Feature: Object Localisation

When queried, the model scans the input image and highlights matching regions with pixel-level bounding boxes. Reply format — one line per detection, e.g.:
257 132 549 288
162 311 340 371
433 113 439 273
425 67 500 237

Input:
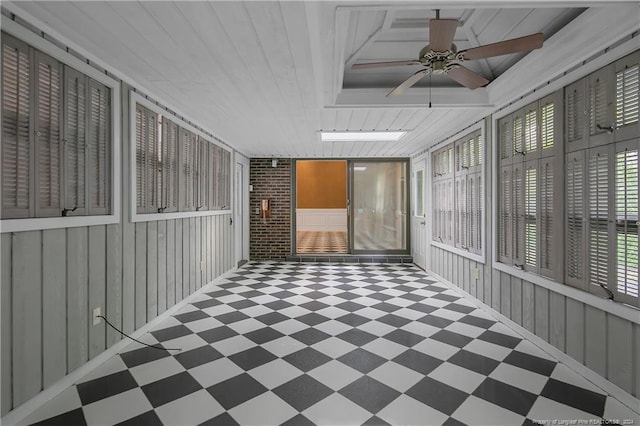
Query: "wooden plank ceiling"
3 1 634 157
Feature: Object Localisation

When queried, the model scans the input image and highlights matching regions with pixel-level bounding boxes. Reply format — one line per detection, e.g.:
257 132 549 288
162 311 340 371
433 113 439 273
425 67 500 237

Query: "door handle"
420 221 426 225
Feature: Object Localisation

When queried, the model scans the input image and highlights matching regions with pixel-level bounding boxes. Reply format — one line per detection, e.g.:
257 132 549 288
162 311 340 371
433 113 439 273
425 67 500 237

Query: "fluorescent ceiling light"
321 131 406 142
354 166 367 171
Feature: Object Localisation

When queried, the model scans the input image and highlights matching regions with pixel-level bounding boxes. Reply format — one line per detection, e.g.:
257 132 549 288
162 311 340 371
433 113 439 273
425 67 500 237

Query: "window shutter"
588 65 614 147
477 175 482 251
477 134 483 167
147 111 159 212
498 166 512 263
540 157 554 277
135 104 147 212
222 149 231 209
63 67 86 216
524 163 538 271
468 175 475 250
512 162 525 267
541 101 554 151
513 114 524 155
566 79 587 151
198 139 209 210
162 119 179 212
34 52 62 217
566 151 586 287
587 147 612 291
209 143 216 209
87 79 110 215
614 53 639 142
499 116 512 162
614 143 638 304
2 36 32 218
524 106 538 155
179 128 195 211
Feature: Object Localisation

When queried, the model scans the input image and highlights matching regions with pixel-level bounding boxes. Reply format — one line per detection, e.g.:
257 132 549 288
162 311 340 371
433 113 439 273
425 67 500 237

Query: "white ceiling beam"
335 87 492 108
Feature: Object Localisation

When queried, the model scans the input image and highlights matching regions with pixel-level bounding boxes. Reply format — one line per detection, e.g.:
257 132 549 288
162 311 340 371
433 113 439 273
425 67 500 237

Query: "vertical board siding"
534 286 550 342
67 227 88 373
510 277 523 325
182 219 190 299
106 223 122 347
11 231 42 406
157 220 167 315
549 292 566 352
566 298 585 363
42 229 66 388
607 315 633 394
500 273 511 318
167 220 176 308
135 222 147 329
88 226 107 359
585 306 607 377
146 221 158 320
121 218 135 335
1 234 12 415
522 281 535 333
175 219 183 303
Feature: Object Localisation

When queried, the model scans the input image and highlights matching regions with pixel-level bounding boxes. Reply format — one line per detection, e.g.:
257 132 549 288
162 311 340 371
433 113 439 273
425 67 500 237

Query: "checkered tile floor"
23 262 638 426
297 231 347 253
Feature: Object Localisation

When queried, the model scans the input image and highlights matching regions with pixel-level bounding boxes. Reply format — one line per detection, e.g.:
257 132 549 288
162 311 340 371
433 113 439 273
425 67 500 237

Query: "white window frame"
0 17 121 233
129 92 233 223
429 120 486 264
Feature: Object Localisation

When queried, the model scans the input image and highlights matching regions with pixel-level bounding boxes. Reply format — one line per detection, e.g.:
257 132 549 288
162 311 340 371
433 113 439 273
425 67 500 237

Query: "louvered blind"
615 147 638 298
477 135 483 166
567 85 585 144
590 77 609 136
513 116 524 155
499 167 512 262
468 175 476 250
2 36 32 218
477 175 482 251
147 111 159 212
64 68 86 215
513 164 524 265
616 64 639 128
566 153 585 283
525 109 537 153
135 105 147 210
588 150 610 288
499 117 511 160
446 180 453 242
162 119 179 212
87 80 110 215
540 158 554 274
541 102 554 150
525 165 537 269
180 128 196 211
35 53 61 217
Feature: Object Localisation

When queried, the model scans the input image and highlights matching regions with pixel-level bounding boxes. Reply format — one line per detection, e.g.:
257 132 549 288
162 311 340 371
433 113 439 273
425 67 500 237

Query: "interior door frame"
234 153 250 266
411 155 428 269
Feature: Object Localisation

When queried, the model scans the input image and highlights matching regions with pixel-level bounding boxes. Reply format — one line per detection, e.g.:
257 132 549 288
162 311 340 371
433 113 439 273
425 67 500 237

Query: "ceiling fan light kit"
352 10 545 96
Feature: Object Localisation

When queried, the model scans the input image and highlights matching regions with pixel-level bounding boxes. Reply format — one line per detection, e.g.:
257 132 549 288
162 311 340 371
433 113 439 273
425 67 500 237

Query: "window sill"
131 209 231 223
493 261 640 324
430 241 485 264
0 214 120 233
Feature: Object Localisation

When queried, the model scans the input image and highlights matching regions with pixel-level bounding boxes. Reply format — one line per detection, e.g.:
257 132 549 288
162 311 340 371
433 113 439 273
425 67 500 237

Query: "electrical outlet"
92 307 101 326
200 261 205 271
474 268 480 280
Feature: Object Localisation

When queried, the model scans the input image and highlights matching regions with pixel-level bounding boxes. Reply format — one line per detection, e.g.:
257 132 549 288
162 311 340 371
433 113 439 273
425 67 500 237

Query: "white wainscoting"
296 209 347 232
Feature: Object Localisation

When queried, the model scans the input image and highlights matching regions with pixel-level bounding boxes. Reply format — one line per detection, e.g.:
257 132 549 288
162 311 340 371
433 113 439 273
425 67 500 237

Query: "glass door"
350 160 409 253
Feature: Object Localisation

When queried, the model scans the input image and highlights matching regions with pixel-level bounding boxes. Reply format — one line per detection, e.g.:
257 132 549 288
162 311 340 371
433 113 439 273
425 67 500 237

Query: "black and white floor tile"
21 262 639 426
296 231 348 254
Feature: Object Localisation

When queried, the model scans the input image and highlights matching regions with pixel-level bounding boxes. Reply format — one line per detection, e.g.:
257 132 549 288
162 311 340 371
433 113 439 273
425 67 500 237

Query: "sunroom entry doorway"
294 159 409 255
295 160 348 254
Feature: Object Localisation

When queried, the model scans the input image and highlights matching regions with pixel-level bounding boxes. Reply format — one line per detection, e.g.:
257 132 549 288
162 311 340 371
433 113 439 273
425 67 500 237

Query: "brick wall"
249 158 291 260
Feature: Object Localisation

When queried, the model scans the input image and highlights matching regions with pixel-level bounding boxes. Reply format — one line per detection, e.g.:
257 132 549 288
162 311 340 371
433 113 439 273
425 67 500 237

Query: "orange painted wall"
296 161 347 208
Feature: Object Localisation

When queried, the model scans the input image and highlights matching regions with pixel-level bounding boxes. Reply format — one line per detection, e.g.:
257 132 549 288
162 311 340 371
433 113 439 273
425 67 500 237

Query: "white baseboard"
1 267 238 426
429 271 640 416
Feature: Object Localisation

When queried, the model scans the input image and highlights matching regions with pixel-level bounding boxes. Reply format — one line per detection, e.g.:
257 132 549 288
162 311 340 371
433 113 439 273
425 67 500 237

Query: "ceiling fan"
352 10 544 95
